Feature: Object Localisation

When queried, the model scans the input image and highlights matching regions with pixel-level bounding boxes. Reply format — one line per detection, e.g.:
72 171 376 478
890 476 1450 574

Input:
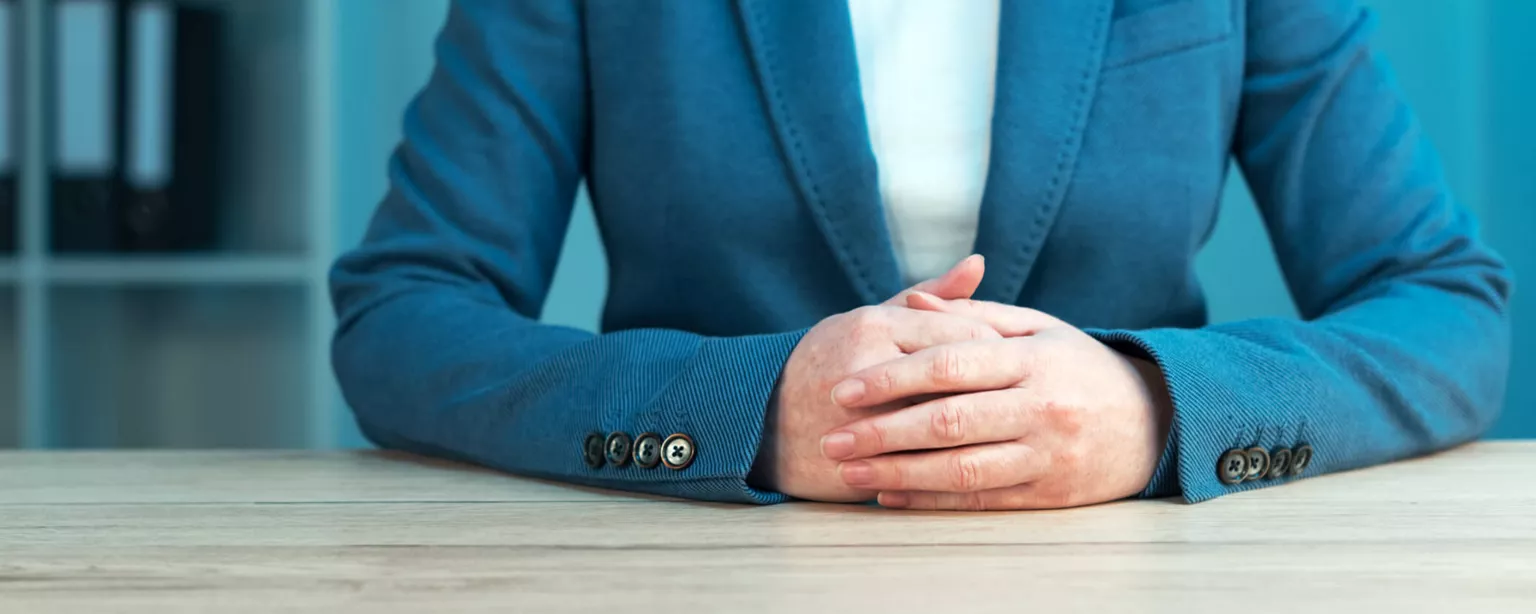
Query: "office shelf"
46 286 312 448
0 0 475 449
3 0 351 449
44 255 311 286
0 288 16 447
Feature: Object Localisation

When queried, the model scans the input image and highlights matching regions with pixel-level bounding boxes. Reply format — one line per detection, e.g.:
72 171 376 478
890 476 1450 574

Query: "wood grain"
1 443 1533 613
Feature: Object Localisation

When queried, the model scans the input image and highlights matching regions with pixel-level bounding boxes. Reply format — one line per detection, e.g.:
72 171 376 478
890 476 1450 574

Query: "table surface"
1 443 1533 613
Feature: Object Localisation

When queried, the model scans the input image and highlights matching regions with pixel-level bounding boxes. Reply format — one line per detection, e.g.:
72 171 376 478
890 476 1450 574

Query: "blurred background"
0 0 1529 450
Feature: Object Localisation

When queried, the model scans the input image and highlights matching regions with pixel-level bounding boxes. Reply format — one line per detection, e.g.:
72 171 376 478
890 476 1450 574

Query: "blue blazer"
330 0 1512 504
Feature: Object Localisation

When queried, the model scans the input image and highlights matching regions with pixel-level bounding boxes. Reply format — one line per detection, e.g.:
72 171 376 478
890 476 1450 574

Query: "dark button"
583 433 606 469
1290 444 1313 476
1266 447 1292 479
1218 449 1249 485
605 432 632 467
1243 446 1270 482
633 432 663 469
661 433 696 470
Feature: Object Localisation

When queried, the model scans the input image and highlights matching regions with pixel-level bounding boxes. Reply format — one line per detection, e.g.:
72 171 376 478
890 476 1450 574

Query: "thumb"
881 254 985 306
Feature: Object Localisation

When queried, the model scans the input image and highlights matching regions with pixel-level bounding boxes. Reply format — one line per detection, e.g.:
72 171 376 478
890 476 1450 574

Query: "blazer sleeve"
1087 1 1513 503
329 0 798 504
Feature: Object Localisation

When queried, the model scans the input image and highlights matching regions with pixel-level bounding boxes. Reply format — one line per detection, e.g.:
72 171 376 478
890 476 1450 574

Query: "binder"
1 0 16 253
119 0 221 251
51 0 119 252
50 0 223 253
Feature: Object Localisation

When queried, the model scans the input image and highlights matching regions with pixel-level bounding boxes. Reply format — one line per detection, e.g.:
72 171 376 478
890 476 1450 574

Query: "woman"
330 0 1511 510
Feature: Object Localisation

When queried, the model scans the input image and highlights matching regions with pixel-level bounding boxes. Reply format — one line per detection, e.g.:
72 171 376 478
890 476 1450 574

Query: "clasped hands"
754 256 1174 510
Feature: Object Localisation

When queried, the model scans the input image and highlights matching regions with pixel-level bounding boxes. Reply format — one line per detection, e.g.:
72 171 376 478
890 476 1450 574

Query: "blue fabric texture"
330 0 1512 505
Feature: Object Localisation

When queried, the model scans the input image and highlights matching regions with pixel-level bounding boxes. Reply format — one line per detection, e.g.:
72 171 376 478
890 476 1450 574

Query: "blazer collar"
735 0 901 305
972 0 1113 303
735 0 1114 305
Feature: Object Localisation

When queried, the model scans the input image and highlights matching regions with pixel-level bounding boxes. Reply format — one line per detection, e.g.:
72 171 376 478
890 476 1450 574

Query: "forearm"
332 279 804 504
1091 262 1511 502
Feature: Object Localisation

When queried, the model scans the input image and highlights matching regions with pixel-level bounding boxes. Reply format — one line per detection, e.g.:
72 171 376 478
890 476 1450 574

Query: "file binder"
120 0 221 251
50 0 223 253
51 0 119 252
1 0 17 253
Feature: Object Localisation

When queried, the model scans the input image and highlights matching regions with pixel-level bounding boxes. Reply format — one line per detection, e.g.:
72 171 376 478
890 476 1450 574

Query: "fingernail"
831 379 866 406
966 254 984 266
840 461 874 486
820 432 856 460
879 492 910 508
906 291 942 310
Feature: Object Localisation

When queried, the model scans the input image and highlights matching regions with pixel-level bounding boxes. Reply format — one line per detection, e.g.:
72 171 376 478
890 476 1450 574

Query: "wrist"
1128 355 1175 483
746 381 783 491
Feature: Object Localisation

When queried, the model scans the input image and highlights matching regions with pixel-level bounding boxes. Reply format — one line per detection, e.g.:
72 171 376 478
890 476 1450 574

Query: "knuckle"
843 307 875 333
1014 348 1039 379
1031 308 1064 327
966 323 999 342
843 323 865 345
1035 483 1076 509
952 455 983 491
929 348 967 386
844 308 891 347
887 460 909 490
869 367 898 396
995 492 1030 510
853 306 889 328
1041 400 1084 437
929 401 967 444
1052 446 1082 473
962 492 988 512
866 422 890 454
1059 485 1084 508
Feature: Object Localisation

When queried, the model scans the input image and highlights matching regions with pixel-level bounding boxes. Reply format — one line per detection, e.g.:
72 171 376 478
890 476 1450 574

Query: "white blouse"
848 0 1000 285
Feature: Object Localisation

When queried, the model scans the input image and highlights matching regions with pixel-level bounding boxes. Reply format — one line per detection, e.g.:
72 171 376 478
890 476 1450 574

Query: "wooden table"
2 443 1533 613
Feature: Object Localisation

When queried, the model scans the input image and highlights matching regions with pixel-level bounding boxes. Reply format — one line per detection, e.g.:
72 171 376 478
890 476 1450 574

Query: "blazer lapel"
971 0 1114 304
735 0 903 305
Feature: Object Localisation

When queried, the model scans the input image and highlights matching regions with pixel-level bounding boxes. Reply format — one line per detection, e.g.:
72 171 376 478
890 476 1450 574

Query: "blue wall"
1484 0 1536 437
330 1 1533 437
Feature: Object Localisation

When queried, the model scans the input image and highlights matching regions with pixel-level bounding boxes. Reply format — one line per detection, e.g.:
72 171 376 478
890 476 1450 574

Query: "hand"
753 256 1004 502
818 293 1173 510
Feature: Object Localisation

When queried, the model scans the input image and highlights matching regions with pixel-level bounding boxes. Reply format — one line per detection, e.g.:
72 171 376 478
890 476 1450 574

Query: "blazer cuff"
1087 327 1312 503
636 329 808 504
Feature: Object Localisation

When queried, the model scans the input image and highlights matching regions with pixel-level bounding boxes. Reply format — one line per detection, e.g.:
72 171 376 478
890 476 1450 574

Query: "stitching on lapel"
738 0 876 302
998 2 1114 302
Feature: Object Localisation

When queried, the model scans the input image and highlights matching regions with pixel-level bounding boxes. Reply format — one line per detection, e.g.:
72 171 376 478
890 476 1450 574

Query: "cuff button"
661 433 696 471
605 432 633 468
1218 449 1249 485
1290 444 1313 476
1243 446 1270 482
1267 447 1292 479
633 433 663 469
583 433 606 469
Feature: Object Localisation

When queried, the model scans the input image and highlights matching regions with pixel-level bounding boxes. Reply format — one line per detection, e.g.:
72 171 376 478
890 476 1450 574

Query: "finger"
879 308 1002 353
905 292 1063 337
836 441 1045 492
877 482 1080 511
831 340 1030 409
876 487 1031 511
881 254 985 306
822 388 1035 459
